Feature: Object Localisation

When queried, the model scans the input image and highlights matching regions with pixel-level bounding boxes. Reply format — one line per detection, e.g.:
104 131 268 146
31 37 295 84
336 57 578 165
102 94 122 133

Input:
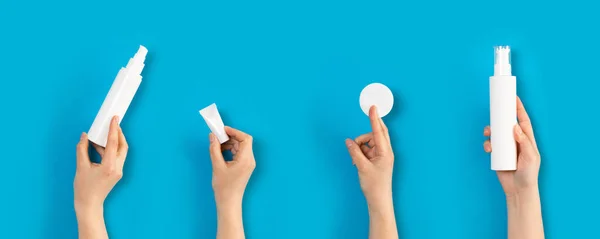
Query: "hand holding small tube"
209 126 255 239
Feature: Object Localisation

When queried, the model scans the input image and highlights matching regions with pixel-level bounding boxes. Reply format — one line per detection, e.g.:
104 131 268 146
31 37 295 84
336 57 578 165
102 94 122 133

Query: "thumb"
209 133 225 169
514 124 537 162
345 139 370 170
76 132 91 168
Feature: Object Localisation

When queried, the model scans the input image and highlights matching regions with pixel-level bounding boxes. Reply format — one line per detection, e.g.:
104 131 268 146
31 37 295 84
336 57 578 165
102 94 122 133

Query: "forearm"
367 195 399 239
216 201 245 239
506 187 544 239
76 206 108 239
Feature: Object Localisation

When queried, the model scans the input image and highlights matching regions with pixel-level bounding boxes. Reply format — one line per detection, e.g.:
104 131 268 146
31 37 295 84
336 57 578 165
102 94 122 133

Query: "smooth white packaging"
200 103 229 143
88 46 147 147
490 46 517 171
359 83 394 117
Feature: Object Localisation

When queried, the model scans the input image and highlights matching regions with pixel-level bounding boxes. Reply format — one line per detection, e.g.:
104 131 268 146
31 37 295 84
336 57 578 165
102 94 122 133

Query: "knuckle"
103 168 114 176
115 171 123 180
103 167 122 179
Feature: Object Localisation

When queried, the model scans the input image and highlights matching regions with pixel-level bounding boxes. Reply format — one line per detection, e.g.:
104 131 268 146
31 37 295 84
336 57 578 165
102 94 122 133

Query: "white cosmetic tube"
200 103 230 143
88 45 147 147
490 46 517 171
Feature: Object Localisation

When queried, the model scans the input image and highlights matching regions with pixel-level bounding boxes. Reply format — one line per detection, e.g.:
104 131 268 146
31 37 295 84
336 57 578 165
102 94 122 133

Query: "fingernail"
515 125 523 135
345 139 353 148
370 106 379 117
80 132 86 140
209 133 215 142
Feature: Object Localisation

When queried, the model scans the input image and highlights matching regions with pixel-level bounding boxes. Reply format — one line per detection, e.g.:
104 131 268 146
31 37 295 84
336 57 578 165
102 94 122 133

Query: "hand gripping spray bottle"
490 46 517 171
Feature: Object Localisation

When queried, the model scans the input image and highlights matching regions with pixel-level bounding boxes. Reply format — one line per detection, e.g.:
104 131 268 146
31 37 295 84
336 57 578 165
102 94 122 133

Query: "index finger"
103 116 120 169
517 97 536 145
368 106 389 152
209 133 226 169
224 126 253 144
117 127 129 160
355 133 373 146
76 133 91 169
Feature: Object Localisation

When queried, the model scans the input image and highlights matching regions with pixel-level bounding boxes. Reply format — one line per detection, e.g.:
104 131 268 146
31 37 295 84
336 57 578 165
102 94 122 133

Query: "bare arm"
76 207 108 239
367 195 398 239
506 188 544 239
216 203 245 239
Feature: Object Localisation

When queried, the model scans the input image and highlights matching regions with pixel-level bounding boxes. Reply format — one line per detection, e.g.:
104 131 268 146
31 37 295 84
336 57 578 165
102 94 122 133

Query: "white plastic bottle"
490 46 517 171
88 45 148 147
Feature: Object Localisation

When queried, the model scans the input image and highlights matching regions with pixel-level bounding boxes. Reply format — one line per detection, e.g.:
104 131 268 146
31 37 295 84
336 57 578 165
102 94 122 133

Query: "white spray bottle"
88 46 147 147
490 46 517 171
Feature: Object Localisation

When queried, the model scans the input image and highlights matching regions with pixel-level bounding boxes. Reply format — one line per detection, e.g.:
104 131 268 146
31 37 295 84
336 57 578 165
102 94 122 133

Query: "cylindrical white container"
490 46 517 171
88 46 147 147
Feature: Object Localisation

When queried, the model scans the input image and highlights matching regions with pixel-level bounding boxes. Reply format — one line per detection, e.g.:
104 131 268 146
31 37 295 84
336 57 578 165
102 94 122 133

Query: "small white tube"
200 103 229 143
88 45 147 147
490 46 517 170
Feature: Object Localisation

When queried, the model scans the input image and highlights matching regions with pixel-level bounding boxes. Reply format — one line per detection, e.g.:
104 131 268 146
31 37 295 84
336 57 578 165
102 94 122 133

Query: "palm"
497 170 517 195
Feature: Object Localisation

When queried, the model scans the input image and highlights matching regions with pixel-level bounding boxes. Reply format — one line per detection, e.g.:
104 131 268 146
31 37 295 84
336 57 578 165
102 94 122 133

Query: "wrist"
216 201 243 225
506 186 540 207
75 203 103 219
366 193 394 215
75 204 105 233
365 188 393 207
215 196 242 214
74 202 108 239
215 190 243 208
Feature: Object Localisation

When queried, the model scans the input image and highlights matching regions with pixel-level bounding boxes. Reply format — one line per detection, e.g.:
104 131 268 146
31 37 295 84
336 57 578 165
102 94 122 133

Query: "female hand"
345 106 394 204
346 106 398 239
209 126 256 208
74 116 128 213
483 97 541 197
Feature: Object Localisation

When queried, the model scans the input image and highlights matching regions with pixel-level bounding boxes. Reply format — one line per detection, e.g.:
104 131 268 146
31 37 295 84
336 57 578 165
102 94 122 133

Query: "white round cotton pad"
359 83 394 117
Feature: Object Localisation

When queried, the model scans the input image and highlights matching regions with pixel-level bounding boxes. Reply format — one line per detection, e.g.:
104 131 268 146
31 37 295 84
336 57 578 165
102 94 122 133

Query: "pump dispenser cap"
494 46 512 76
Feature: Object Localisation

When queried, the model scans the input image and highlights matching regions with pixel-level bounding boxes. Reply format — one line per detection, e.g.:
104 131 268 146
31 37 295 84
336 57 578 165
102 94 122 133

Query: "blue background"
0 0 598 238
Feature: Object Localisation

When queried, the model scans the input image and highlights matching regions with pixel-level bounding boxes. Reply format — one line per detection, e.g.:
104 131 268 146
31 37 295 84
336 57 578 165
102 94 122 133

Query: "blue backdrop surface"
0 0 599 238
